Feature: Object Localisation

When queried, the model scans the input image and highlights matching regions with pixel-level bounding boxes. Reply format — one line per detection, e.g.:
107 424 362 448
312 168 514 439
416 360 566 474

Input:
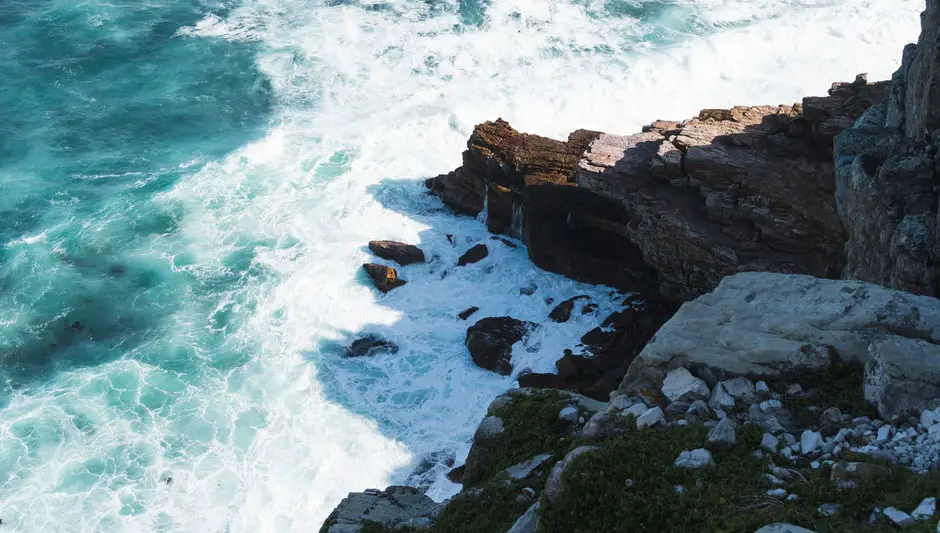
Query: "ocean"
0 0 921 531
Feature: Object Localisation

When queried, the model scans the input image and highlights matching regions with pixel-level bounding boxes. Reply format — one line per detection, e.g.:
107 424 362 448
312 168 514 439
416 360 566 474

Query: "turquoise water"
0 0 920 531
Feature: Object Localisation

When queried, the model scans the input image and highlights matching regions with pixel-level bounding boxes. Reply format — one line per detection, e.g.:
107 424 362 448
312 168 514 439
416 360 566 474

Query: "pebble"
811 461 820 469
709 383 735 411
764 474 786 485
876 425 891 443
624 479 634 489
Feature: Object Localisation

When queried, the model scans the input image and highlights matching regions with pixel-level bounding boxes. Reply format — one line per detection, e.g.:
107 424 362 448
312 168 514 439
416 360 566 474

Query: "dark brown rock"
362 263 407 293
548 295 590 323
458 244 488 266
368 240 426 266
446 465 465 483
465 317 535 375
458 307 480 320
428 81 888 300
346 336 399 357
518 372 566 390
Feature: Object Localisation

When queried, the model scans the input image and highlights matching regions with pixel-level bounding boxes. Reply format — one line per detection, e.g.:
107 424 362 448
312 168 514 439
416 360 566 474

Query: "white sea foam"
0 0 923 531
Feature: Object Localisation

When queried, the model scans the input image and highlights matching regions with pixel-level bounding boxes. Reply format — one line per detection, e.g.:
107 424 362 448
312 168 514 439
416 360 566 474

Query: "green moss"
535 422 940 533
475 390 576 483
432 478 544 533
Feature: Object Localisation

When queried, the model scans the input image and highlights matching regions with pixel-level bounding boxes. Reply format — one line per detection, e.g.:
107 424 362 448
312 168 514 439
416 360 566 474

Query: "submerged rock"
362 263 407 293
458 307 480 320
549 295 591 323
368 240 426 266
465 317 535 375
345 336 399 357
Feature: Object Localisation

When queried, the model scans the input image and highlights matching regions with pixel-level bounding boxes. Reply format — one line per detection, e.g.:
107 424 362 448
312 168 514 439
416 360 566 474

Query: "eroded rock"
362 263 407 293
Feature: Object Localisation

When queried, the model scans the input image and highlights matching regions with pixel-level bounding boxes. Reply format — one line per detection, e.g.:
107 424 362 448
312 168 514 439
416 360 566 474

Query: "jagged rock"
345 336 399 357
518 372 565 390
674 448 714 469
506 502 540 533
761 433 780 452
428 80 881 300
836 0 940 297
619 272 940 420
458 307 480 320
458 244 489 266
461 416 505 486
801 430 822 455
883 507 916 528
687 400 710 418
706 418 737 451
466 317 535 375
709 383 736 411
362 264 407 293
913 497 936 520
368 241 425 266
721 377 758 403
319 486 440 533
753 524 818 533
661 368 710 403
549 296 590 323
820 407 843 429
546 446 599 505
505 454 552 481
818 503 842 517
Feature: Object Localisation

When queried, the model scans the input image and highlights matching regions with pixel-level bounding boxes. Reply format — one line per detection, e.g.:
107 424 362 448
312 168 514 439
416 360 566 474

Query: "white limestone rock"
801 430 822 455
637 407 665 429
883 507 916 527
662 368 710 402
558 406 579 423
674 448 714 469
706 418 737 451
913 497 936 520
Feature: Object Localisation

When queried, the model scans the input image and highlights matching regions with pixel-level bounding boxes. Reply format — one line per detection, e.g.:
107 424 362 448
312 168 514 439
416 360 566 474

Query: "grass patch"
468 390 577 484
431 478 545 533
536 422 940 533
769 357 879 427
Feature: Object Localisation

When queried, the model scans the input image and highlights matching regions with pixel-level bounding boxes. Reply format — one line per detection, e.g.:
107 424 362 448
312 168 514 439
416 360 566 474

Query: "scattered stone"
687 400 710 418
674 485 685 495
368 240 425 266
506 454 552 481
818 503 842 517
665 400 692 417
761 433 780 452
637 407 665 429
820 407 843 428
549 296 590 323
624 478 634 489
458 307 480 320
913 498 936 520
457 244 488 266
706 418 737 451
749 404 788 435
559 406 579 424
609 395 636 411
830 461 890 489
545 447 598 505
876 425 891 443
922 409 940 429
362 263 407 293
765 474 786 486
345 336 399 357
674 448 714 469
722 377 758 403
786 494 800 502
883 507 916 528
625 403 649 418
465 317 535 375
767 488 788 498
801 430 822 455
709 383 736 411
756 381 770 395
662 368 710 402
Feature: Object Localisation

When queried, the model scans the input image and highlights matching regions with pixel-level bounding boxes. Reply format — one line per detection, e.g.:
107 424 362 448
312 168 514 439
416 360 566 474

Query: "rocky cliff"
428 81 889 300
834 0 940 297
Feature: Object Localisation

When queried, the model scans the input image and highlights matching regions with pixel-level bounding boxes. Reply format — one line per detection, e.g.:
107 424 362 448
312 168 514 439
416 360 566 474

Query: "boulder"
345 336 399 357
319 486 440 533
674 448 714 469
466 317 535 375
506 502 540 533
619 272 940 419
518 372 565 390
458 244 489 266
428 80 886 299
362 264 407 293
545 446 599 505
461 416 505 486
706 418 737 451
367 241 425 266
661 368 710 403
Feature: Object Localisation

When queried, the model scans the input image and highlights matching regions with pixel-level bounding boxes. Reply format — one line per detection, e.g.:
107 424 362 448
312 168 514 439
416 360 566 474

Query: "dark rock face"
345 336 399 357
458 244 489 266
428 82 889 300
458 306 480 320
548 295 590 323
518 372 565 389
835 0 940 297
368 240 426 266
465 317 535 375
362 263 407 293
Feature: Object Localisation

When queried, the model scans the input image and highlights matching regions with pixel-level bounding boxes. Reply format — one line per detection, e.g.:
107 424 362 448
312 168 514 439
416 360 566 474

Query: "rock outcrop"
362 263 406 293
319 486 440 533
428 82 889 300
834 0 940 297
618 272 940 420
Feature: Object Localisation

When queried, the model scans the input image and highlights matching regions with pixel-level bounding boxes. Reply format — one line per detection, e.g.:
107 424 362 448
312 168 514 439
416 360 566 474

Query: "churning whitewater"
0 0 921 531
